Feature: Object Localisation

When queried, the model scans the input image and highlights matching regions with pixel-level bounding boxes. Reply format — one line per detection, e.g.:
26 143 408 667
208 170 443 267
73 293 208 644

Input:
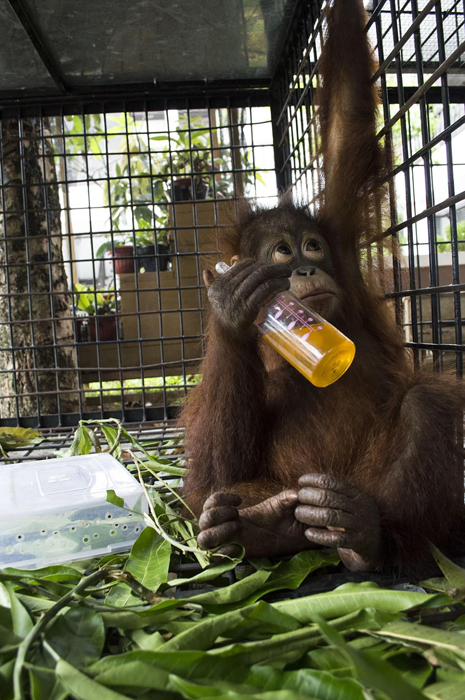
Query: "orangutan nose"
295 267 317 276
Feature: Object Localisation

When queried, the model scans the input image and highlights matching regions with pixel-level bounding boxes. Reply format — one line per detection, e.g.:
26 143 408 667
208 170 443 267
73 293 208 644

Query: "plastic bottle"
215 262 355 387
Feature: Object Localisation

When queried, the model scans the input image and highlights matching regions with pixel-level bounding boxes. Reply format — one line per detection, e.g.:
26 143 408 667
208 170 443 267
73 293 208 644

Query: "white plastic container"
0 453 147 570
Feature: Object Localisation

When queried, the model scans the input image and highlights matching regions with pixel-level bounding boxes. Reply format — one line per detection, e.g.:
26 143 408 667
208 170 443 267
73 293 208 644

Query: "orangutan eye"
306 239 321 252
304 237 325 261
273 243 293 263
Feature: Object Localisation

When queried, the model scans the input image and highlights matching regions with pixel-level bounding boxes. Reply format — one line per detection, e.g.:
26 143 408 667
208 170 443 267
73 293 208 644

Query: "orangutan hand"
197 490 316 559
294 474 383 572
202 259 291 337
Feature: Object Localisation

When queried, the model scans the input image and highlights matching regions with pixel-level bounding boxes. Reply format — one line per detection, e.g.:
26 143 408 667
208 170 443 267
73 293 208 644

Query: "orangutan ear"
202 269 215 288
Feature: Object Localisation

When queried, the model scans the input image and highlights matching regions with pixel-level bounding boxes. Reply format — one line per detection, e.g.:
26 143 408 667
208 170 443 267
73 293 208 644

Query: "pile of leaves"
1 421 465 700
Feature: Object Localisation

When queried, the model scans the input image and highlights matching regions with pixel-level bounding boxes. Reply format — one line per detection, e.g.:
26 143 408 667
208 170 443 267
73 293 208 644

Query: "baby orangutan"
179 0 465 575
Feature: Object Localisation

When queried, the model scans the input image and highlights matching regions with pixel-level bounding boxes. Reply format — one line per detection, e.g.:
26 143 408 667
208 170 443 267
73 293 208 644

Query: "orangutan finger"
304 527 350 548
298 473 360 498
203 269 215 288
199 506 239 530
297 486 354 513
197 521 241 550
222 258 257 292
294 504 357 530
246 277 291 312
237 262 292 300
203 493 243 511
217 258 256 293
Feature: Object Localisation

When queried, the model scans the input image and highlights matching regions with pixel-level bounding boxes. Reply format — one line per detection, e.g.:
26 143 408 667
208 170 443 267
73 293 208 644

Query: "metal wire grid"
0 97 277 427
272 0 465 374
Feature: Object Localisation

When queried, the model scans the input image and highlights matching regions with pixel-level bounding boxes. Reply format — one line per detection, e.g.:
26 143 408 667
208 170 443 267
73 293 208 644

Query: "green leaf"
126 527 171 589
193 551 339 613
93 662 170 694
90 648 250 685
304 646 354 675
29 666 67 700
67 426 93 456
213 609 400 666
0 565 80 583
0 658 14 700
429 544 465 598
161 604 260 652
144 458 186 477
167 558 237 587
0 623 22 648
425 677 465 699
274 582 447 623
313 614 428 700
106 527 171 606
386 652 432 690
130 629 165 651
45 607 105 667
100 425 121 459
106 489 125 509
2 583 33 637
371 620 465 659
192 569 271 609
0 427 42 451
87 428 102 453
247 665 365 700
226 600 302 639
56 659 133 700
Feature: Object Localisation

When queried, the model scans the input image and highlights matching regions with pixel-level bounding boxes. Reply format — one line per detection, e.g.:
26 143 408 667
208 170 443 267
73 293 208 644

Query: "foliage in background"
85 375 200 398
56 110 264 260
73 284 117 316
437 220 465 253
1 421 465 699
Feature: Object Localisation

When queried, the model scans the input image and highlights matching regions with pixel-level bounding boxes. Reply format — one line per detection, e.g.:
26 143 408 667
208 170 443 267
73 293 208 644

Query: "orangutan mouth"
300 290 336 303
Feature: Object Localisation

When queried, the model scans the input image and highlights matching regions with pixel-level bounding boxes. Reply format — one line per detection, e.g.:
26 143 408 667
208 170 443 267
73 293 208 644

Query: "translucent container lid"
0 453 148 570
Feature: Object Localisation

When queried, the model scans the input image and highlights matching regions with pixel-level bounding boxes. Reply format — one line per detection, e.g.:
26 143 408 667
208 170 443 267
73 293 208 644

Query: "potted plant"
73 284 119 342
152 119 212 202
96 234 135 275
133 202 170 272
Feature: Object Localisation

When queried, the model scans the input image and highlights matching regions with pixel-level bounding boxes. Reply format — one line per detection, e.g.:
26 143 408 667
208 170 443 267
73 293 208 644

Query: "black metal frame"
1 0 464 429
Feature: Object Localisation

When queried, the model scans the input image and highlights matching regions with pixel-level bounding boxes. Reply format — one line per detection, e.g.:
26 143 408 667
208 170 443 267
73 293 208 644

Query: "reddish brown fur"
180 0 465 575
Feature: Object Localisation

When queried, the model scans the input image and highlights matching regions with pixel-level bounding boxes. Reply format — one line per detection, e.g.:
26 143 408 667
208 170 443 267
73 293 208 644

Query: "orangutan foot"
197 490 318 559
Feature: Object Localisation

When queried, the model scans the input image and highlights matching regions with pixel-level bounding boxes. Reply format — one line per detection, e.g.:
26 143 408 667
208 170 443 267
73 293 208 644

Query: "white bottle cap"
215 262 230 275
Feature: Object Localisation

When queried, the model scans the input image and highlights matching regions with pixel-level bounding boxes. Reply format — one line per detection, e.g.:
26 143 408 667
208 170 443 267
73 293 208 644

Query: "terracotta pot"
113 245 135 274
88 315 118 342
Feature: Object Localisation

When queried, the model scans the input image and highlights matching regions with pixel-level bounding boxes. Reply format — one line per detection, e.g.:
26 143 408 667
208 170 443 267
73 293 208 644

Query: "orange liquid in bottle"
262 323 355 387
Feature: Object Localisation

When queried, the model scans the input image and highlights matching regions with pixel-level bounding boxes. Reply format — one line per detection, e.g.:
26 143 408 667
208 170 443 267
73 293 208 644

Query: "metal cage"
0 0 464 430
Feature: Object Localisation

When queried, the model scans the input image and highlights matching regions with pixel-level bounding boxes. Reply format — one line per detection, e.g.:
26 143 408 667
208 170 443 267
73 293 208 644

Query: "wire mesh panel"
272 0 465 374
0 98 276 427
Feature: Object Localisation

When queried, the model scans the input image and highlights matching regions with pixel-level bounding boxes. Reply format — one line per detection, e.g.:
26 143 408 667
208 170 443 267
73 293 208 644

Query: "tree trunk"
0 117 79 420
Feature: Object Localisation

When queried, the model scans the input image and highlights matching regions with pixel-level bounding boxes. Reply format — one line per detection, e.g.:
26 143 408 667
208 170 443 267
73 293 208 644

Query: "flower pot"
88 315 118 342
170 177 209 202
112 245 135 274
135 244 170 272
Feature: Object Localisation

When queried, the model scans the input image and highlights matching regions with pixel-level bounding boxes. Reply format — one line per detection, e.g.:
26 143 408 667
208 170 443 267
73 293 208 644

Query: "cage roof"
0 0 299 100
